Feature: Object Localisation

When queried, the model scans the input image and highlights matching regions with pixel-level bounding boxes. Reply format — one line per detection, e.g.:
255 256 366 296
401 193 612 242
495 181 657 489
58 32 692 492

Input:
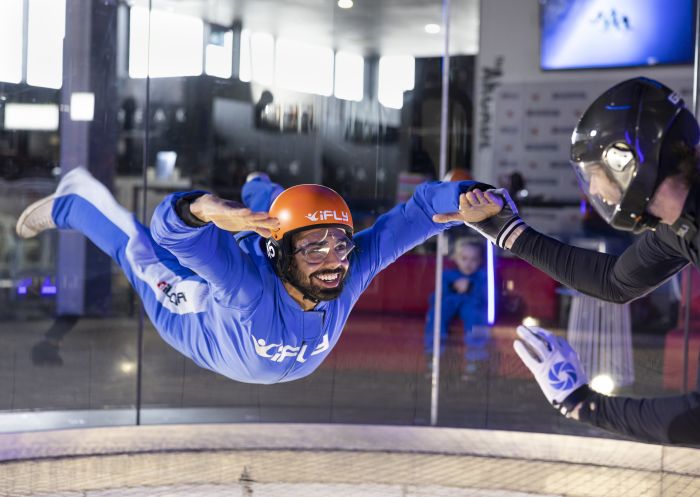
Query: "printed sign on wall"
488 79 692 202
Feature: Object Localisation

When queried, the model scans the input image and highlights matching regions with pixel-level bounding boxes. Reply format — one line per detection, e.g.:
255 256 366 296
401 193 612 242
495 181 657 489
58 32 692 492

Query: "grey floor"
0 309 671 440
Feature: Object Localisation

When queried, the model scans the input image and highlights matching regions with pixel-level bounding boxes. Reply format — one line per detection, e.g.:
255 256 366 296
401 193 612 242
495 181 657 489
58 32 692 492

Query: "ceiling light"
425 23 441 34
337 0 353 9
4 103 59 130
70 92 95 122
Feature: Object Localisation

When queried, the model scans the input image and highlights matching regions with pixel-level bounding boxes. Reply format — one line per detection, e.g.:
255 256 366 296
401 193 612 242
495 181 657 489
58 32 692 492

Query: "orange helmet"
265 184 353 277
268 184 353 240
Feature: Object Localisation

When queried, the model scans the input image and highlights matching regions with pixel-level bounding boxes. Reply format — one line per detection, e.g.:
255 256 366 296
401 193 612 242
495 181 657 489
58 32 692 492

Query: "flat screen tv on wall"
540 0 695 70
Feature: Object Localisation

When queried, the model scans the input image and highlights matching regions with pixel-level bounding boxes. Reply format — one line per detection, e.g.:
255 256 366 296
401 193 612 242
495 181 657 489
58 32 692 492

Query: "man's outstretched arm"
150 191 279 309
350 180 495 293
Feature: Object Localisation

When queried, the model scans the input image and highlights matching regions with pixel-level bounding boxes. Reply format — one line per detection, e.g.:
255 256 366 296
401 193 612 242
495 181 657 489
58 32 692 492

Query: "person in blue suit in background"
424 237 489 378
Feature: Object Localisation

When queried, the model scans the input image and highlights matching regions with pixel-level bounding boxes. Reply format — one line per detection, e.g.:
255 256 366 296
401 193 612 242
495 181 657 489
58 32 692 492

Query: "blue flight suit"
52 167 473 384
424 267 489 365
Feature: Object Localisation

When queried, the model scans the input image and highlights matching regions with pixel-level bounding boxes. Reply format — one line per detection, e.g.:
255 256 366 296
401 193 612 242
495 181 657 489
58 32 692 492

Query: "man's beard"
287 260 348 302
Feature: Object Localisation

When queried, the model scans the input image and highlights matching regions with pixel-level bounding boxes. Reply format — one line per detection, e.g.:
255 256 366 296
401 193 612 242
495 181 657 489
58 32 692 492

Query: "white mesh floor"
1 424 699 497
28 484 558 497
2 450 699 497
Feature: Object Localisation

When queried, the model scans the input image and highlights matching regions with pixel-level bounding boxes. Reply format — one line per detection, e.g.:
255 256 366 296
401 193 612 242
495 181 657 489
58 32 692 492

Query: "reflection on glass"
424 23 441 34
69 92 95 122
205 28 233 79
128 7 204 78
275 39 334 96
239 30 274 85
378 55 415 109
0 0 23 84
334 52 364 101
26 0 66 89
4 103 59 131
238 28 252 82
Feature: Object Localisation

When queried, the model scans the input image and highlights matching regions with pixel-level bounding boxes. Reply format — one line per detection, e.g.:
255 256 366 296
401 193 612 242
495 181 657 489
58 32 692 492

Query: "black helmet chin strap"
279 270 321 305
264 238 321 305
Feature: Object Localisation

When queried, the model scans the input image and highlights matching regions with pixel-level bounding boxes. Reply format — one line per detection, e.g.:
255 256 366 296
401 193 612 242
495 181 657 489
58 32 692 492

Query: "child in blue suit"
425 238 489 377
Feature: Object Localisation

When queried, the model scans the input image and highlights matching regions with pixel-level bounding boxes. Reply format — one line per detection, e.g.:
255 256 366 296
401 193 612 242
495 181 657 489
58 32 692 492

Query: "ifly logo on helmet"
305 210 349 222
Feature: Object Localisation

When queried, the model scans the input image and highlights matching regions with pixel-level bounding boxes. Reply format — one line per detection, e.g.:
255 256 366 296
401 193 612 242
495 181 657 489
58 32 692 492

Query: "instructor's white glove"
513 325 589 415
466 188 526 249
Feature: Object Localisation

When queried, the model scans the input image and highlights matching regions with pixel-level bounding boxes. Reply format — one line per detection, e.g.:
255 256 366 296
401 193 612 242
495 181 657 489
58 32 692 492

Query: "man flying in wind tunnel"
457 77 700 445
16 170 500 385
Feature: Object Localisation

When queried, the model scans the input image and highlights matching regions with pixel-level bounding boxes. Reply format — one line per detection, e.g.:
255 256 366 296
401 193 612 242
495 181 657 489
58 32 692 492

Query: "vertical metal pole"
135 0 153 426
683 0 700 393
430 0 451 426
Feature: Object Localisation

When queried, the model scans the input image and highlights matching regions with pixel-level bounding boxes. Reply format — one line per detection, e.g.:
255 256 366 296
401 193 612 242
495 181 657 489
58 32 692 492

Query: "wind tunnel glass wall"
2 0 696 448
137 0 465 425
445 5 697 445
0 0 146 428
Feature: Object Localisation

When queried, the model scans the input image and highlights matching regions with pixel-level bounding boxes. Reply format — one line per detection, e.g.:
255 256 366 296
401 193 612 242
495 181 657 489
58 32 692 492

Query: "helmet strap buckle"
632 212 661 234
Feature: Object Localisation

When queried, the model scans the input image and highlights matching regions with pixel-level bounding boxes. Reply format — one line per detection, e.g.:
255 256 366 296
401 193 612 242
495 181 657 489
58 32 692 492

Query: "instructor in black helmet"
456 77 700 446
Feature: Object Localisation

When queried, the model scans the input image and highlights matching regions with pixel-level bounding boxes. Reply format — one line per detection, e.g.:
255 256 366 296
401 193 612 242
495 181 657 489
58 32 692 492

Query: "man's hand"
433 189 504 224
190 194 280 237
434 187 526 249
513 325 590 414
452 278 471 294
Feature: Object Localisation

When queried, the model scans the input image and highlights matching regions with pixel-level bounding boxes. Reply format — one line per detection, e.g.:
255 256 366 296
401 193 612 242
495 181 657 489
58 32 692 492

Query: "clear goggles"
293 230 355 265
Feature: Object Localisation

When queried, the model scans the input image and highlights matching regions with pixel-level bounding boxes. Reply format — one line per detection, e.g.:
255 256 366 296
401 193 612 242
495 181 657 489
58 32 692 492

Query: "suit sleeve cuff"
175 192 209 228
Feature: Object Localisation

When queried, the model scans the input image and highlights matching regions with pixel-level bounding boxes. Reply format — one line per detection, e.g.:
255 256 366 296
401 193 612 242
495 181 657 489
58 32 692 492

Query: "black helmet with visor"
570 77 698 234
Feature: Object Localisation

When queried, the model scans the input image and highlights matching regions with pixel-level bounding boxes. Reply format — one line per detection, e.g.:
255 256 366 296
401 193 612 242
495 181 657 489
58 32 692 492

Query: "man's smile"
312 270 344 288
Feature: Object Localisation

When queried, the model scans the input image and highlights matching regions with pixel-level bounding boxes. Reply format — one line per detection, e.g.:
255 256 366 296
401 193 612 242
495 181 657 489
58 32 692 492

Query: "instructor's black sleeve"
509 227 689 303
577 391 700 446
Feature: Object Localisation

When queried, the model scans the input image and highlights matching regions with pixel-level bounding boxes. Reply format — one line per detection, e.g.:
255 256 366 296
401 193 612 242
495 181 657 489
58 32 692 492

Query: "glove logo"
548 361 577 390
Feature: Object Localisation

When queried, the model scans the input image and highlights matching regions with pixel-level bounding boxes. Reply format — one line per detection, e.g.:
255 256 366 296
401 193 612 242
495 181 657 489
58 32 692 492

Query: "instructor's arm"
574 389 700 446
515 325 700 446
465 189 688 303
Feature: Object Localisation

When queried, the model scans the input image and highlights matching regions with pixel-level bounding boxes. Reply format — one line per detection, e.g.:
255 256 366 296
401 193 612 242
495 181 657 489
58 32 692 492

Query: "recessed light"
424 23 441 34
338 0 353 9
